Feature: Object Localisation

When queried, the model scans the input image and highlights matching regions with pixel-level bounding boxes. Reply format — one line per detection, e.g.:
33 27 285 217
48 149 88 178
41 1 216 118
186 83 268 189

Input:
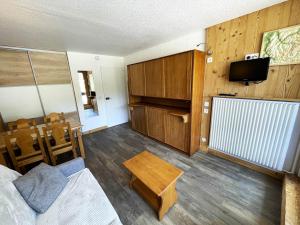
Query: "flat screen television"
229 58 270 83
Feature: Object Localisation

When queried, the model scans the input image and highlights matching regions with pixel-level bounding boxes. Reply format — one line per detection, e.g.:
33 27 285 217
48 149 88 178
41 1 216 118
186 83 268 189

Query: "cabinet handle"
169 112 189 123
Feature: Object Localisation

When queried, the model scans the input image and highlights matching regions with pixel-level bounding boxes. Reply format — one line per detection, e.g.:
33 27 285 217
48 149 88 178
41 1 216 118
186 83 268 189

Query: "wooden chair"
44 112 65 125
5 127 48 173
43 122 77 165
8 118 37 131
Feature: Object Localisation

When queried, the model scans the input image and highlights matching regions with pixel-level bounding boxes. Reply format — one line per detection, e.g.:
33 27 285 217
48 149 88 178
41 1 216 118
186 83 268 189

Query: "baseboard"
208 148 283 180
83 126 107 135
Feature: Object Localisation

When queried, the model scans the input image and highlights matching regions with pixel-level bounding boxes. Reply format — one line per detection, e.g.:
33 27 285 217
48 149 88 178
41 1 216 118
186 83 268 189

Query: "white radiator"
209 97 300 171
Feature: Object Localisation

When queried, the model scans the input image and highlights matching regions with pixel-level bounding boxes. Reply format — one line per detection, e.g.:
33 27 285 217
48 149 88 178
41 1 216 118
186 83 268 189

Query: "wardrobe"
127 50 205 155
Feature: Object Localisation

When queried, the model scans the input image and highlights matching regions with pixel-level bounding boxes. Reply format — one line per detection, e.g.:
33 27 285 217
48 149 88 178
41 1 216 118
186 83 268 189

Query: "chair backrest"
7 119 37 131
0 112 4 132
5 127 44 164
44 112 65 125
43 122 74 148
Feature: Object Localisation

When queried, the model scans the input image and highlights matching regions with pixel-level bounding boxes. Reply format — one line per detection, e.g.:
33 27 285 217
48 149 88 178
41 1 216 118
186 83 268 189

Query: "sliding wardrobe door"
0 50 44 123
29 52 79 122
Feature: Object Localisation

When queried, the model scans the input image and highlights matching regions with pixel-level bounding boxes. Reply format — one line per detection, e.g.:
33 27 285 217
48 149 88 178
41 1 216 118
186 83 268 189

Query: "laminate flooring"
83 123 282 225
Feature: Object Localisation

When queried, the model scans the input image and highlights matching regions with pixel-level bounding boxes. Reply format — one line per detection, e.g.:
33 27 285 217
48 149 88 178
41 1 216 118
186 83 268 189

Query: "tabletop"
123 150 183 196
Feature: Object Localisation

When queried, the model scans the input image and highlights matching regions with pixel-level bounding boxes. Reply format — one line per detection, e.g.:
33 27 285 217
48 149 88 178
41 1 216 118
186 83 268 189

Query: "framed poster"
260 24 300 66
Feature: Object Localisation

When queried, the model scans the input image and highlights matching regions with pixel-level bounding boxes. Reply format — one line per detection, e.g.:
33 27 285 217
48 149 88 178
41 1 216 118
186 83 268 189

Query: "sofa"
0 158 122 225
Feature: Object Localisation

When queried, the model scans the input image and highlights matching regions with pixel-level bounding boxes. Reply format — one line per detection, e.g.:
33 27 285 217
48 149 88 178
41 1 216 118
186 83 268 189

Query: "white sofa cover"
0 165 122 225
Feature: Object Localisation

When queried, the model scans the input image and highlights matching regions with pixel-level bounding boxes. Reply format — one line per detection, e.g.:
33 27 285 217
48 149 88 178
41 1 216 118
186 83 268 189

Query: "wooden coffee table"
123 150 183 220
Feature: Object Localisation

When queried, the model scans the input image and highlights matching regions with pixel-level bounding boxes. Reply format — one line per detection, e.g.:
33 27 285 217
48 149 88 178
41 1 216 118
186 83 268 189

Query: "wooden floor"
83 123 282 225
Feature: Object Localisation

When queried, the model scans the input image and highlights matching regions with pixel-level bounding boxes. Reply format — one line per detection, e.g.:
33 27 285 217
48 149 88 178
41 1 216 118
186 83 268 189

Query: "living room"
0 0 300 225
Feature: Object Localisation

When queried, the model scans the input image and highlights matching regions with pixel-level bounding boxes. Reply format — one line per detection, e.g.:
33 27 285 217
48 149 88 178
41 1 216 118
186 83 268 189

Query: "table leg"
158 182 177 220
76 129 86 158
0 151 7 167
129 174 136 188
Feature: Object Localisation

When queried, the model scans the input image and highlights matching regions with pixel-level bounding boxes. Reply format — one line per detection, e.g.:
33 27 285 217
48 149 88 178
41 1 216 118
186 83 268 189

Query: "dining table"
0 118 85 167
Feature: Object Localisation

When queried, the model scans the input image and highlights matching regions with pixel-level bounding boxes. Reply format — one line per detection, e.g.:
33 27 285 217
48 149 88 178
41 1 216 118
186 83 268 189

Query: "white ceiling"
0 0 284 56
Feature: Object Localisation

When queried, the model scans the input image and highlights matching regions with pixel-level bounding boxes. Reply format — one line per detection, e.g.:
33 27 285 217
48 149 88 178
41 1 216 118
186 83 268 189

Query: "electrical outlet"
207 57 213 63
204 101 209 107
204 108 209 114
201 137 207 142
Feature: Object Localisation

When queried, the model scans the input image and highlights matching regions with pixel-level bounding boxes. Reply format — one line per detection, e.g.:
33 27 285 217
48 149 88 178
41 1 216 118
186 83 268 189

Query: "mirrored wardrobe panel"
29 52 79 122
0 50 44 124
0 49 79 129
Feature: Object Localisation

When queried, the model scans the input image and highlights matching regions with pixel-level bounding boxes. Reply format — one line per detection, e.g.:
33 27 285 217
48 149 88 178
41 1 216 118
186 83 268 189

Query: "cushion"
0 165 36 225
56 157 85 177
13 163 68 213
36 168 122 225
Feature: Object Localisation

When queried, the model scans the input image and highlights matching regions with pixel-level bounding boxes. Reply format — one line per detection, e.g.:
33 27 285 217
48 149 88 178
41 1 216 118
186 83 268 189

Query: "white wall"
67 52 128 132
124 31 205 65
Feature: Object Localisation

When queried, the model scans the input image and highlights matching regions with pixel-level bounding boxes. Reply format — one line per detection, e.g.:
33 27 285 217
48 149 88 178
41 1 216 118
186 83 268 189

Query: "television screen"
229 58 270 82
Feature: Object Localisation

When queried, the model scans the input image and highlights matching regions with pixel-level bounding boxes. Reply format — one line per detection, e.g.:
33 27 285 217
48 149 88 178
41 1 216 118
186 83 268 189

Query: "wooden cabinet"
145 59 164 97
128 50 205 155
164 52 192 100
165 112 190 153
131 105 147 135
128 63 145 96
146 107 165 142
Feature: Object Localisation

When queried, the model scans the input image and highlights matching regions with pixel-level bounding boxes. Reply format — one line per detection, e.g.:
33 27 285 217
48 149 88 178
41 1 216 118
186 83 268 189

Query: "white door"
67 52 107 132
101 66 128 127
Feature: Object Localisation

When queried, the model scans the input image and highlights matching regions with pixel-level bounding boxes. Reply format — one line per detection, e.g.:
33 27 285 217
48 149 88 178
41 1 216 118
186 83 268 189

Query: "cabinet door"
164 52 192 100
131 106 147 135
128 63 145 96
146 107 165 142
145 59 164 97
165 113 190 152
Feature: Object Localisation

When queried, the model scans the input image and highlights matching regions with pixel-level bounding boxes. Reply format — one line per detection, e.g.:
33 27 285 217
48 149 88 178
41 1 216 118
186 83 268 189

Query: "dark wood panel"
0 50 34 86
128 63 145 96
146 106 165 142
190 51 205 155
145 59 164 97
164 52 192 100
165 112 190 153
131 105 147 135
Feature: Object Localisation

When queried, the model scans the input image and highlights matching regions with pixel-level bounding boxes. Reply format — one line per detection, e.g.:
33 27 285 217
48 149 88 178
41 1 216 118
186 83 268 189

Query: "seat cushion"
13 163 68 213
0 165 36 225
36 168 122 225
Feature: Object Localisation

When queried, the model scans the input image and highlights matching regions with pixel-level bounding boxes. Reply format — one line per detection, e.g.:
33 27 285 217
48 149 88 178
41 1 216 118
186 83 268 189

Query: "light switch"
204 101 209 107
204 108 209 114
201 137 207 142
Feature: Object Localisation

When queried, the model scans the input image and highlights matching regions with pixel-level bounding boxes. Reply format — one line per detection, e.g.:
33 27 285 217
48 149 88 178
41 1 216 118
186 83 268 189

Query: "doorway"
77 71 99 118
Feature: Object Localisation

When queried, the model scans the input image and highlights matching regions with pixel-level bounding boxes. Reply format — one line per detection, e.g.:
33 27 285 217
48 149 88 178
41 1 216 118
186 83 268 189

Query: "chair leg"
72 147 78 158
49 153 56 166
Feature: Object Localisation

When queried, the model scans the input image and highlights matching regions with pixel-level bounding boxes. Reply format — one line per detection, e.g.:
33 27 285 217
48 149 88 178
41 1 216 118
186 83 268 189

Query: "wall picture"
260 24 300 66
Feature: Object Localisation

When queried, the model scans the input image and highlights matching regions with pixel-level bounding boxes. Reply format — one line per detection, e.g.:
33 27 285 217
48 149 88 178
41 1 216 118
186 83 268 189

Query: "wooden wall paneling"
189 51 205 155
164 52 193 100
146 106 165 142
29 52 71 85
201 0 300 151
145 58 164 97
128 63 145 96
0 50 34 86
